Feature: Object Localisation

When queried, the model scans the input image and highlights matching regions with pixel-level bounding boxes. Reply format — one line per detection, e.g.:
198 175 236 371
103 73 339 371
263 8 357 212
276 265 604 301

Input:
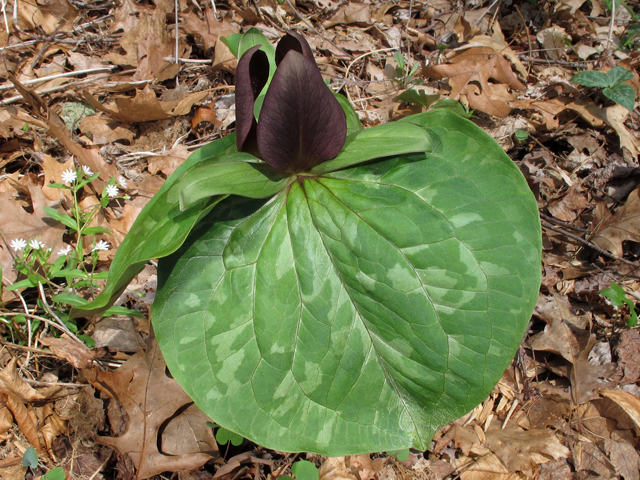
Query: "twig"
284 0 354 60
163 57 213 64
174 0 179 66
608 0 616 50
539 212 589 233
0 66 117 92
518 56 589 68
341 47 400 103
540 220 640 268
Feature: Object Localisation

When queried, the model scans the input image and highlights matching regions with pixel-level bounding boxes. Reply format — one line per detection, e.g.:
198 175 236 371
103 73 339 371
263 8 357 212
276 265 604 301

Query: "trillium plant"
73 30 541 455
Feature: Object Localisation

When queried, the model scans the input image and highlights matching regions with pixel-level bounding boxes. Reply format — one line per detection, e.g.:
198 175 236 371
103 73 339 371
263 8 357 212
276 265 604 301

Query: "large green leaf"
152 110 541 455
69 134 237 319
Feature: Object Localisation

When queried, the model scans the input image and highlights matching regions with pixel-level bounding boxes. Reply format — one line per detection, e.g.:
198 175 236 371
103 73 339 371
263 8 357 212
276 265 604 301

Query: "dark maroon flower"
235 31 347 173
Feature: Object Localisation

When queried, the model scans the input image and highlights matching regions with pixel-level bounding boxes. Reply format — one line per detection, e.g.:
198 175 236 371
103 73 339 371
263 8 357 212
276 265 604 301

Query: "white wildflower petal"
57 245 72 256
92 240 110 252
106 185 119 198
82 165 94 176
117 176 128 188
61 168 77 184
29 239 44 250
11 238 27 252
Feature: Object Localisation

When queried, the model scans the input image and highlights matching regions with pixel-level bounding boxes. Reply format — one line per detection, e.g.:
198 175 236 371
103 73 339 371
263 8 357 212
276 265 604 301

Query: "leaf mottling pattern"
153 110 541 456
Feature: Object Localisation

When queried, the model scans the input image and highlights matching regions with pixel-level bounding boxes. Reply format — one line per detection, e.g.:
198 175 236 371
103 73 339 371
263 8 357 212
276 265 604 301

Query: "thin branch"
540 220 640 268
0 66 117 92
539 212 589 233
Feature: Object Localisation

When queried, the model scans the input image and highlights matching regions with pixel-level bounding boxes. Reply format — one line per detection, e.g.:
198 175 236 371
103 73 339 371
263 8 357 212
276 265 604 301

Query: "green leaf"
52 293 89 306
69 134 237 319
78 334 96 347
607 66 634 85
571 70 610 88
335 93 363 135
102 305 145 318
514 130 529 142
42 206 77 231
170 153 293 210
221 33 243 57
215 427 244 446
395 89 440 110
82 226 112 236
310 122 432 174
52 269 88 279
6 278 37 290
603 83 636 113
153 110 541 455
291 461 319 480
43 467 65 480
429 98 472 117
22 446 38 468
388 449 411 461
600 282 638 327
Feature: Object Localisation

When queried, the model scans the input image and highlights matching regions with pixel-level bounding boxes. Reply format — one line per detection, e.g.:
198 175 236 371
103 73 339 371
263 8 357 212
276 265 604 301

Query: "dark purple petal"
275 31 314 66
236 45 270 156
257 50 347 173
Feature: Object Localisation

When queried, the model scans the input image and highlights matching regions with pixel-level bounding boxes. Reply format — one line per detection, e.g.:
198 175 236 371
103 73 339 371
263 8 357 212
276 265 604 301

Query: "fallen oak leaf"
0 391 44 453
39 335 96 369
590 187 640 258
424 47 525 117
83 331 215 480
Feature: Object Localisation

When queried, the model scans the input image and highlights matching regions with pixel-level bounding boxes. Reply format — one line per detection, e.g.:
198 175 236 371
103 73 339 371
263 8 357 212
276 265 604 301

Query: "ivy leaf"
603 83 636 113
607 66 634 86
153 110 541 455
571 70 610 88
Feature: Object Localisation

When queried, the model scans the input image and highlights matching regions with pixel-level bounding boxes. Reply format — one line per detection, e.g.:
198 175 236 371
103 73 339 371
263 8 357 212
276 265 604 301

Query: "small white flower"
82 165 94 176
117 176 128 188
61 168 77 184
106 184 119 198
92 240 110 252
29 239 44 250
11 238 26 252
57 245 72 256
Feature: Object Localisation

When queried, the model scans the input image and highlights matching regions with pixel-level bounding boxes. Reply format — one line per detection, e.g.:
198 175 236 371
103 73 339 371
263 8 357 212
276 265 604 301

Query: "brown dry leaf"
536 26 570 61
0 358 54 403
2 391 44 452
485 424 571 476
546 185 590 223
83 86 208 123
147 145 190 177
79 116 136 145
105 3 185 81
323 3 372 28
600 389 640 432
39 336 96 369
161 403 217 456
604 438 640 480
571 334 620 404
452 14 481 43
83 333 214 479
0 404 12 437
603 104 640 159
7 74 117 189
424 47 525 117
468 22 527 78
18 0 76 34
182 8 238 52
192 105 221 129
572 440 616 477
41 155 74 203
590 187 640 257
459 452 516 480
615 329 640 384
0 462 27 480
38 403 68 456
318 457 358 480
110 0 153 33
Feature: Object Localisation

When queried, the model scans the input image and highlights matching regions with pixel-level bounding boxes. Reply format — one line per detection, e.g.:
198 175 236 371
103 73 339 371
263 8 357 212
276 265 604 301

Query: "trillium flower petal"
275 31 314 65
256 50 347 172
236 45 270 157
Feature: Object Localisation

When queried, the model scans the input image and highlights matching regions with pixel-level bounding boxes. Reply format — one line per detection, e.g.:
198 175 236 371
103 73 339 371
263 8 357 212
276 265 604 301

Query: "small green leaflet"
215 427 244 446
600 282 638 327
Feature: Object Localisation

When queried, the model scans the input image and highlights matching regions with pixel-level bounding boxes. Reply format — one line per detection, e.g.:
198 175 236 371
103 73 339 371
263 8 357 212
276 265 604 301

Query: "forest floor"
1 0 640 479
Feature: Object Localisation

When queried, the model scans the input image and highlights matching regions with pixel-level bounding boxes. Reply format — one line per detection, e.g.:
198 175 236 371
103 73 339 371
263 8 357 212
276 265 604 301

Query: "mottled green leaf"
603 83 636 113
69 134 237 319
572 70 610 88
311 122 432 174
607 66 634 86
335 93 363 135
153 110 541 455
